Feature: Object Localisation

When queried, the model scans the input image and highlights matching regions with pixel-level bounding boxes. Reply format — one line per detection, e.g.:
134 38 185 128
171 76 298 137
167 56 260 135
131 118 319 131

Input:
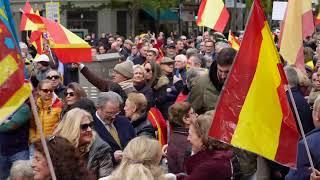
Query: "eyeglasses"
41 89 53 93
105 111 120 117
46 75 60 80
64 92 75 97
145 68 152 73
80 122 94 131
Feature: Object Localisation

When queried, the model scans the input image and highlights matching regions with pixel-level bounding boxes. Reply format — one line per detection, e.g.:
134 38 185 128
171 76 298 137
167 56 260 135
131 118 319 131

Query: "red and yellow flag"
279 0 314 71
209 0 300 167
29 30 44 54
196 0 229 32
19 1 38 31
228 31 240 50
0 0 32 122
25 13 92 63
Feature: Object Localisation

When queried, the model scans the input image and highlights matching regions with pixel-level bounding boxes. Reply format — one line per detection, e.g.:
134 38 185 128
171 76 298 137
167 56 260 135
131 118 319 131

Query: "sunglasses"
145 68 151 73
41 89 53 93
64 92 75 97
46 75 60 80
80 122 93 130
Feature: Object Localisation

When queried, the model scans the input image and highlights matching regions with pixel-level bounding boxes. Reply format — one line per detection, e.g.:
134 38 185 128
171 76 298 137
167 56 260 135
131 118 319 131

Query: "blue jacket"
0 103 31 156
285 128 320 180
92 114 136 152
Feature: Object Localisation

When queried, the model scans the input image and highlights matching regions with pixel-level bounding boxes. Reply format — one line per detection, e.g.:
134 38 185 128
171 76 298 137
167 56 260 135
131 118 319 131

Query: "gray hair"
186 48 199 59
9 160 33 180
96 91 123 108
284 66 299 87
189 54 206 68
215 41 230 54
186 67 207 87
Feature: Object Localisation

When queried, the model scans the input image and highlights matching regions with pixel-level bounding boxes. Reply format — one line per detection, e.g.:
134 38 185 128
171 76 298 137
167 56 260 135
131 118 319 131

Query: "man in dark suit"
93 91 136 163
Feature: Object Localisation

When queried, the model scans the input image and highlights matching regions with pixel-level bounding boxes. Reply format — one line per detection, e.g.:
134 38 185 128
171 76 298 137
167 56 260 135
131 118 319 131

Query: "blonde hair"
313 97 320 120
110 136 164 180
127 93 148 114
54 108 93 148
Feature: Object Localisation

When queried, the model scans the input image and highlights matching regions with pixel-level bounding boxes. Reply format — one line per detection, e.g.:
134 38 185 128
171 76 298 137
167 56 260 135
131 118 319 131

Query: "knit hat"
114 60 134 79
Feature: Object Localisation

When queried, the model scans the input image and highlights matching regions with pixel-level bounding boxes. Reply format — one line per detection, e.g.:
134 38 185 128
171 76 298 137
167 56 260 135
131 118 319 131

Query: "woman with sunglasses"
61 82 87 117
32 136 95 180
29 80 62 143
54 108 114 178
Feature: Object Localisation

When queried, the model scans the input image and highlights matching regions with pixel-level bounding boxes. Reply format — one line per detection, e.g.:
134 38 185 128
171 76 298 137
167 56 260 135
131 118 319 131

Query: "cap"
160 57 175 64
34 54 50 63
149 48 159 56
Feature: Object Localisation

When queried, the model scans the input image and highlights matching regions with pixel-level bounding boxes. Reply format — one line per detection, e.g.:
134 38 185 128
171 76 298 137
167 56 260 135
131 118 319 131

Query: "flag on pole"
279 0 314 71
30 30 44 54
0 0 32 122
228 31 240 50
209 0 300 167
19 1 38 31
196 0 229 32
25 13 92 63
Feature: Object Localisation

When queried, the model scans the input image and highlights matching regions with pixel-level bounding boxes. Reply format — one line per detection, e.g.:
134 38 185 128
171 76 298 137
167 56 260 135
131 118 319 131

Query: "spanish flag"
0 0 32 122
19 1 38 31
209 0 299 167
228 31 240 51
196 0 229 32
25 13 92 63
279 0 314 71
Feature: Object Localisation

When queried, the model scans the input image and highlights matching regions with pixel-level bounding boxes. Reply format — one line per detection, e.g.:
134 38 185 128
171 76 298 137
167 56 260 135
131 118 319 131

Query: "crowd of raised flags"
1 0 320 179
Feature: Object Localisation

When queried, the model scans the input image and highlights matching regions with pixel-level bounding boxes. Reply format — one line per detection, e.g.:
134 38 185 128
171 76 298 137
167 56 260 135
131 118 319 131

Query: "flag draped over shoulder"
25 13 92 63
0 0 32 122
196 0 229 32
279 0 314 71
209 0 300 167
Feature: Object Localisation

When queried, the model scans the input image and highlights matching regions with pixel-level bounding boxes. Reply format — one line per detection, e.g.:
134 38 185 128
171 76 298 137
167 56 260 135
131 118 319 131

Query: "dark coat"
131 114 156 138
179 150 233 180
86 135 114 178
167 127 191 174
63 63 79 85
80 66 127 101
285 128 320 180
132 55 146 65
134 82 155 109
287 87 315 134
92 114 136 153
54 85 66 99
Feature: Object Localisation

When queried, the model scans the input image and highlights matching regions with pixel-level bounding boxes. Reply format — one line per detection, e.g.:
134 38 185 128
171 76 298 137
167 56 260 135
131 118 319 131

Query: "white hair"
9 160 33 180
175 54 187 63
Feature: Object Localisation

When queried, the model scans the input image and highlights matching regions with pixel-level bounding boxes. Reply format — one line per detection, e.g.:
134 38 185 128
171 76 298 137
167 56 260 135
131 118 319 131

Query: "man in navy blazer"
93 91 136 163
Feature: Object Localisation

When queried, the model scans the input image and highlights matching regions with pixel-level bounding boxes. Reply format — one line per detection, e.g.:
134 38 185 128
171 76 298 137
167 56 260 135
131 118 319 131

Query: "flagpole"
287 88 315 170
29 94 57 180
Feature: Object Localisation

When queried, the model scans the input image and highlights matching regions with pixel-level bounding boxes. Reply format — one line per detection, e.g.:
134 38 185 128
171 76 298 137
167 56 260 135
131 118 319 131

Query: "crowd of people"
0 29 320 180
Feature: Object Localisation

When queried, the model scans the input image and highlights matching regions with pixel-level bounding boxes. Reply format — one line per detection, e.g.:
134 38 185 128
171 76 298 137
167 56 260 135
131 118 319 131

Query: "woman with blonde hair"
100 136 175 180
54 108 113 178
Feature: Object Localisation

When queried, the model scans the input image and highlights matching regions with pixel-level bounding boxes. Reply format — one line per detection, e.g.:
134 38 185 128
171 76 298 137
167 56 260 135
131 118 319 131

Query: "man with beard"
188 47 237 114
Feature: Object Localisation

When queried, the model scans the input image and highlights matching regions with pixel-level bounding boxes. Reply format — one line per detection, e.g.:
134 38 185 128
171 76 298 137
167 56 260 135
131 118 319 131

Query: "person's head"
188 114 229 153
186 48 198 59
10 160 33 180
203 31 210 40
188 54 206 68
111 136 163 180
96 91 123 124
313 97 320 128
132 65 146 85
124 39 133 50
98 45 107 54
46 69 62 89
140 45 149 58
113 61 134 83
108 36 115 44
174 54 187 70
180 35 187 45
160 57 175 75
124 93 148 120
186 67 207 88
168 102 197 128
32 136 93 180
284 66 299 88
116 36 124 47
312 72 320 90
175 40 184 51
205 40 215 54
215 41 230 54
215 47 237 83
54 108 94 148
131 45 139 55
64 82 87 106
34 54 50 71
37 80 53 101
146 48 158 62
70 98 97 116
19 42 28 54
111 42 120 52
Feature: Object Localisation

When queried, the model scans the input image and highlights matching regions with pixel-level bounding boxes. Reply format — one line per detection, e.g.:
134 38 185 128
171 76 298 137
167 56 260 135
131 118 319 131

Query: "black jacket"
134 83 155 109
131 113 156 138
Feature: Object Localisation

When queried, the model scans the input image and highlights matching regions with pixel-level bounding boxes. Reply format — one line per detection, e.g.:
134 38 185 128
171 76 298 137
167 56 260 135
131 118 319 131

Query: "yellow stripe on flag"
198 0 224 27
61 25 90 44
0 55 18 86
231 22 283 160
0 83 32 121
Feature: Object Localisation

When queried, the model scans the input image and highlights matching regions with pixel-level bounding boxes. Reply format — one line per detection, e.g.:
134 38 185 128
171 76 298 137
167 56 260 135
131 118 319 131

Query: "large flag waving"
279 0 314 71
19 1 38 31
209 0 300 167
25 13 92 63
196 0 229 32
0 0 32 122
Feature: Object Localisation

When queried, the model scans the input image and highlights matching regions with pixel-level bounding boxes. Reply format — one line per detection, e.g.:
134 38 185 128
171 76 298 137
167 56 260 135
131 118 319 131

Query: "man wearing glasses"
93 91 136 164
46 69 66 99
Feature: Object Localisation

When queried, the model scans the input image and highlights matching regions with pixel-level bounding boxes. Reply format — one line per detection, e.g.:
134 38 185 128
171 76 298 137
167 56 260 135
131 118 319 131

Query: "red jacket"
180 149 233 180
